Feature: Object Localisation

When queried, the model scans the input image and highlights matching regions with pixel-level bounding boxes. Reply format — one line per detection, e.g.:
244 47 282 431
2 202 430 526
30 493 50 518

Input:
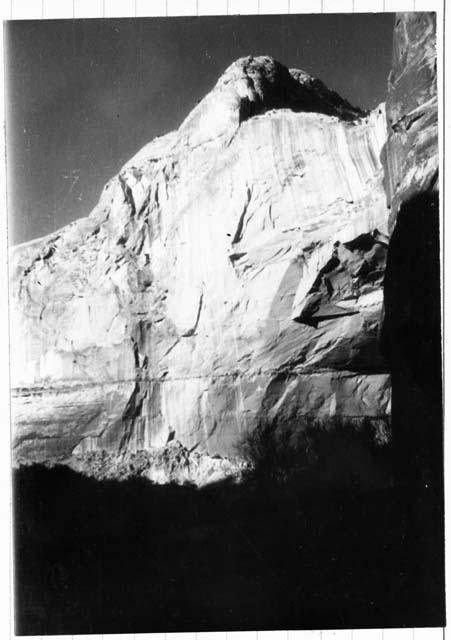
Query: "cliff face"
382 12 438 229
381 13 440 486
10 55 393 484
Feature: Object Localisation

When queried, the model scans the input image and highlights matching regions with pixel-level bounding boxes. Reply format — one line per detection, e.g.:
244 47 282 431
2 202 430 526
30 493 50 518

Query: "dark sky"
5 13 395 245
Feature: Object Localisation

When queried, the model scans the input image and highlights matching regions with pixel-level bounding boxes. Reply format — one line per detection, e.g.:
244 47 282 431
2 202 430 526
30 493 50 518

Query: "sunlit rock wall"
10 56 391 481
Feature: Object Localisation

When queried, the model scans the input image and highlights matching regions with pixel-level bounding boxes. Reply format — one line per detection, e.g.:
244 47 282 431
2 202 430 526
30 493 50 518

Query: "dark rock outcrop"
382 12 438 229
381 12 441 487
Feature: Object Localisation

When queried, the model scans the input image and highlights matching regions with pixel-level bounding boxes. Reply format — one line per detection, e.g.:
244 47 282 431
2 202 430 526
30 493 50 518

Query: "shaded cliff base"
382 189 442 489
14 464 444 635
15 414 393 490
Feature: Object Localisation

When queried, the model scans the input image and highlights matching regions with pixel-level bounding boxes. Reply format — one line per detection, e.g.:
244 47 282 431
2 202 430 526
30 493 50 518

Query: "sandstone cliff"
381 12 440 487
382 12 438 228
11 54 395 484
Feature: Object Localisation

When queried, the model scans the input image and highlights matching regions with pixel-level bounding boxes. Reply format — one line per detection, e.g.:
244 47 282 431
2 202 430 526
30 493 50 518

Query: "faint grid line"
135 0 137 16
166 0 168 16
442 0 446 632
41 0 44 18
3 6 13 629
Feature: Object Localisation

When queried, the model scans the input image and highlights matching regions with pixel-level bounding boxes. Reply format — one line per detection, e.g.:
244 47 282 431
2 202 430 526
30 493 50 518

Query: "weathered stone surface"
10 56 392 483
382 12 438 231
380 13 441 486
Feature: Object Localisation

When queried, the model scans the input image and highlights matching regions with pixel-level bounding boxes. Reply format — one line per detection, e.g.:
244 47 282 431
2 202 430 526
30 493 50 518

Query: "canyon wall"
381 12 440 487
10 40 414 484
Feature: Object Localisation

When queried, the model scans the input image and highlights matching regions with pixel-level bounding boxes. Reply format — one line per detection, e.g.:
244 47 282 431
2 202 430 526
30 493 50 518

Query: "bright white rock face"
10 56 391 484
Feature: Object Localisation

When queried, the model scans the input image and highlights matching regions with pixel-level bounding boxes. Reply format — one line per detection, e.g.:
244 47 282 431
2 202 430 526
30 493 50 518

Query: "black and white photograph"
5 7 444 636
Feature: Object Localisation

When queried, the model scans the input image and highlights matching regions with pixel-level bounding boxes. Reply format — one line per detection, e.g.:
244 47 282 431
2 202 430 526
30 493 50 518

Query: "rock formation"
10 48 402 484
382 12 438 229
381 12 440 486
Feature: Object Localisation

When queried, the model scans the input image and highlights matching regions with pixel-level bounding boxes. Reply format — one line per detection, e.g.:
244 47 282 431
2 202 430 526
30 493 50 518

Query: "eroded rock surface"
382 12 438 229
10 56 392 484
381 13 441 486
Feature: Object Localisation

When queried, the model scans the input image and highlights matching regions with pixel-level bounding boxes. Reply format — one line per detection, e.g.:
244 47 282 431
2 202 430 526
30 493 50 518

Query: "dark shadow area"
380 187 445 625
381 189 443 489
237 415 392 491
14 461 445 635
